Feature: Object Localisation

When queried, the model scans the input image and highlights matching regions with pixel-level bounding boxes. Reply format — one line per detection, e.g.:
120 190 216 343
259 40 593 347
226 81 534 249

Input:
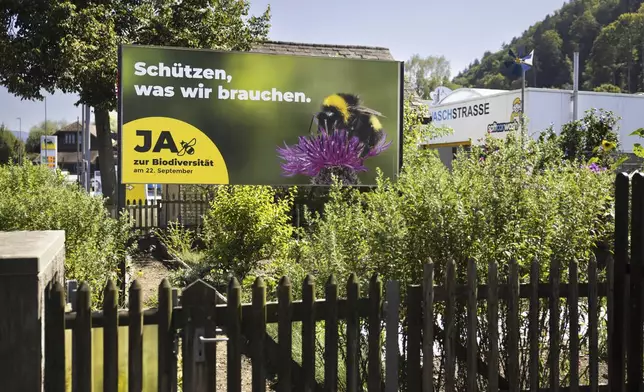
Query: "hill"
453 0 644 93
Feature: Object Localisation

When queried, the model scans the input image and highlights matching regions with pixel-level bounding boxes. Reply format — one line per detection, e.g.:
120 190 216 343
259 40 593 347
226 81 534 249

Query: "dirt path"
131 253 270 391
131 254 171 306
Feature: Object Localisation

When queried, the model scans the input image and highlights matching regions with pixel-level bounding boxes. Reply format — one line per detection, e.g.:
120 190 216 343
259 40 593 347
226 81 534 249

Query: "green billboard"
118 44 402 186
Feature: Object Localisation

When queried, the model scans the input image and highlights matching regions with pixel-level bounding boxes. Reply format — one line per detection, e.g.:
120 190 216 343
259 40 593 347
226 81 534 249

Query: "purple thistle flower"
276 128 391 179
586 162 606 173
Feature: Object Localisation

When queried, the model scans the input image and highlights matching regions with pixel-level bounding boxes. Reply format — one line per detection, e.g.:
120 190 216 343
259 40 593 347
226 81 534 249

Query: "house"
31 121 119 174
52 121 99 175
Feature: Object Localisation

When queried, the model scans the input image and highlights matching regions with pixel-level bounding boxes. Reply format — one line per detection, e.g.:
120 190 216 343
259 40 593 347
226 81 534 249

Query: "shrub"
298 122 613 286
294 101 615 389
555 108 623 169
169 185 301 294
0 163 133 302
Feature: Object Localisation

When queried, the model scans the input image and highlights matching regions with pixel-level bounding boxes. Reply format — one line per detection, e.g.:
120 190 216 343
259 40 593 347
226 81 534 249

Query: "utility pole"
628 36 632 93
16 117 21 162
81 105 86 190
84 105 91 192
76 116 80 182
573 52 580 122
44 96 48 169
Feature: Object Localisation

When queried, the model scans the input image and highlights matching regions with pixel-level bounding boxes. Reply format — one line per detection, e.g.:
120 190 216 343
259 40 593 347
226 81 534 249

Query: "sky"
0 0 567 137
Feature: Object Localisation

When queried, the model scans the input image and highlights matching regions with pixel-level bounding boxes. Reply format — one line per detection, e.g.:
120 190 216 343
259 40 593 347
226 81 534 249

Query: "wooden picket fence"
43 172 644 391
125 196 209 233
44 255 614 392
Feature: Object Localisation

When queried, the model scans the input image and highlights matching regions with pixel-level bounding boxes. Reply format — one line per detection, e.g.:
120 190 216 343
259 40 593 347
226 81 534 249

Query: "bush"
169 185 301 295
298 112 614 287
0 163 133 302
294 100 615 390
555 108 623 169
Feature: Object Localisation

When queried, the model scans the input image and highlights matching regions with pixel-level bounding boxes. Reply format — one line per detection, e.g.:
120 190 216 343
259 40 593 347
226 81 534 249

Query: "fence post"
181 279 220 391
609 172 628 391
0 230 65 392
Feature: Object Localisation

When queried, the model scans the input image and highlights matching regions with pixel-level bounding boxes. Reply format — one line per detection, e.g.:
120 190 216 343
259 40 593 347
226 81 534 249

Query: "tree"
593 83 622 92
24 120 66 153
533 30 572 87
92 112 118 132
480 73 509 89
0 124 25 164
452 0 644 90
405 54 453 99
587 7 644 92
0 0 271 207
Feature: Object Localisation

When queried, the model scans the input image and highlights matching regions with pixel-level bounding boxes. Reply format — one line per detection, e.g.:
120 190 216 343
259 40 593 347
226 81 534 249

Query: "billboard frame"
116 43 403 197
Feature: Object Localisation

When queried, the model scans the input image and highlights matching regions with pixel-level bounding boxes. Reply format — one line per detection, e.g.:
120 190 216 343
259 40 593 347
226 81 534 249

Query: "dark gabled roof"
56 121 97 136
251 40 396 61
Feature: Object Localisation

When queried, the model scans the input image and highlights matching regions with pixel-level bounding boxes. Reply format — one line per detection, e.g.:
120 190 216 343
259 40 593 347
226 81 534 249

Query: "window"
64 133 76 145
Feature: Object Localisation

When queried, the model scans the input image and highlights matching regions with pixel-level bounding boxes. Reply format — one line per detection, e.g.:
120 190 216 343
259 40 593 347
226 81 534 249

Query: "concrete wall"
0 231 65 392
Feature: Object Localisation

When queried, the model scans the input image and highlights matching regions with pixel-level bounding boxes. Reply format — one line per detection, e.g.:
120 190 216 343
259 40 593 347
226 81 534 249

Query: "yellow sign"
40 140 56 151
510 97 522 122
40 135 58 170
121 117 228 184
125 184 147 203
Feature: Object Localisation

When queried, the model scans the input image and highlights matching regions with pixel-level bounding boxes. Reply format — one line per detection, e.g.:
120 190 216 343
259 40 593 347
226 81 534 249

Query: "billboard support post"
117 45 125 213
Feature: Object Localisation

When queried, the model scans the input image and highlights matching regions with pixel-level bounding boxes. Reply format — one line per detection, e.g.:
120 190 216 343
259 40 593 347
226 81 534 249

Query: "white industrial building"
422 87 644 169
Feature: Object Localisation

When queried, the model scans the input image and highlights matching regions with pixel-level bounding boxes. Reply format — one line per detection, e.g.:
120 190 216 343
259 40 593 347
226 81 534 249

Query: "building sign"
118 44 403 186
486 97 522 133
125 184 147 203
431 102 490 122
40 136 58 169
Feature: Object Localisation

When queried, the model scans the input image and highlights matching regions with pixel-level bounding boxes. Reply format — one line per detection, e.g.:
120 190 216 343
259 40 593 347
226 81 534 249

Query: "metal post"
16 117 21 162
521 68 525 131
44 96 48 168
76 116 80 180
80 106 86 190
84 105 91 192
573 52 580 122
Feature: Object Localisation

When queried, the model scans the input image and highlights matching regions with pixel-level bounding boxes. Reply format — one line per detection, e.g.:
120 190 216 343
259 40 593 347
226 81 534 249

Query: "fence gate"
181 280 229 391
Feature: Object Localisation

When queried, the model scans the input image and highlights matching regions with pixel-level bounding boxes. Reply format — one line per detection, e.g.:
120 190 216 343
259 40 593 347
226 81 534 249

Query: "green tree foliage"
24 120 66 153
629 127 644 158
594 83 623 92
586 4 644 92
0 163 133 304
454 0 644 92
544 108 623 168
0 0 271 206
0 124 25 164
405 54 460 99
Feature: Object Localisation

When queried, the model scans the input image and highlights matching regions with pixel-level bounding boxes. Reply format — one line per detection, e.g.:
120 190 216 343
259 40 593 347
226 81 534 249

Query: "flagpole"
521 68 525 131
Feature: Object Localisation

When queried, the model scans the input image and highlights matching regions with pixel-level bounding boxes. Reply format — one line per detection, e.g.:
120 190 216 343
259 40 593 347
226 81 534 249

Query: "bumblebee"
315 93 386 157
